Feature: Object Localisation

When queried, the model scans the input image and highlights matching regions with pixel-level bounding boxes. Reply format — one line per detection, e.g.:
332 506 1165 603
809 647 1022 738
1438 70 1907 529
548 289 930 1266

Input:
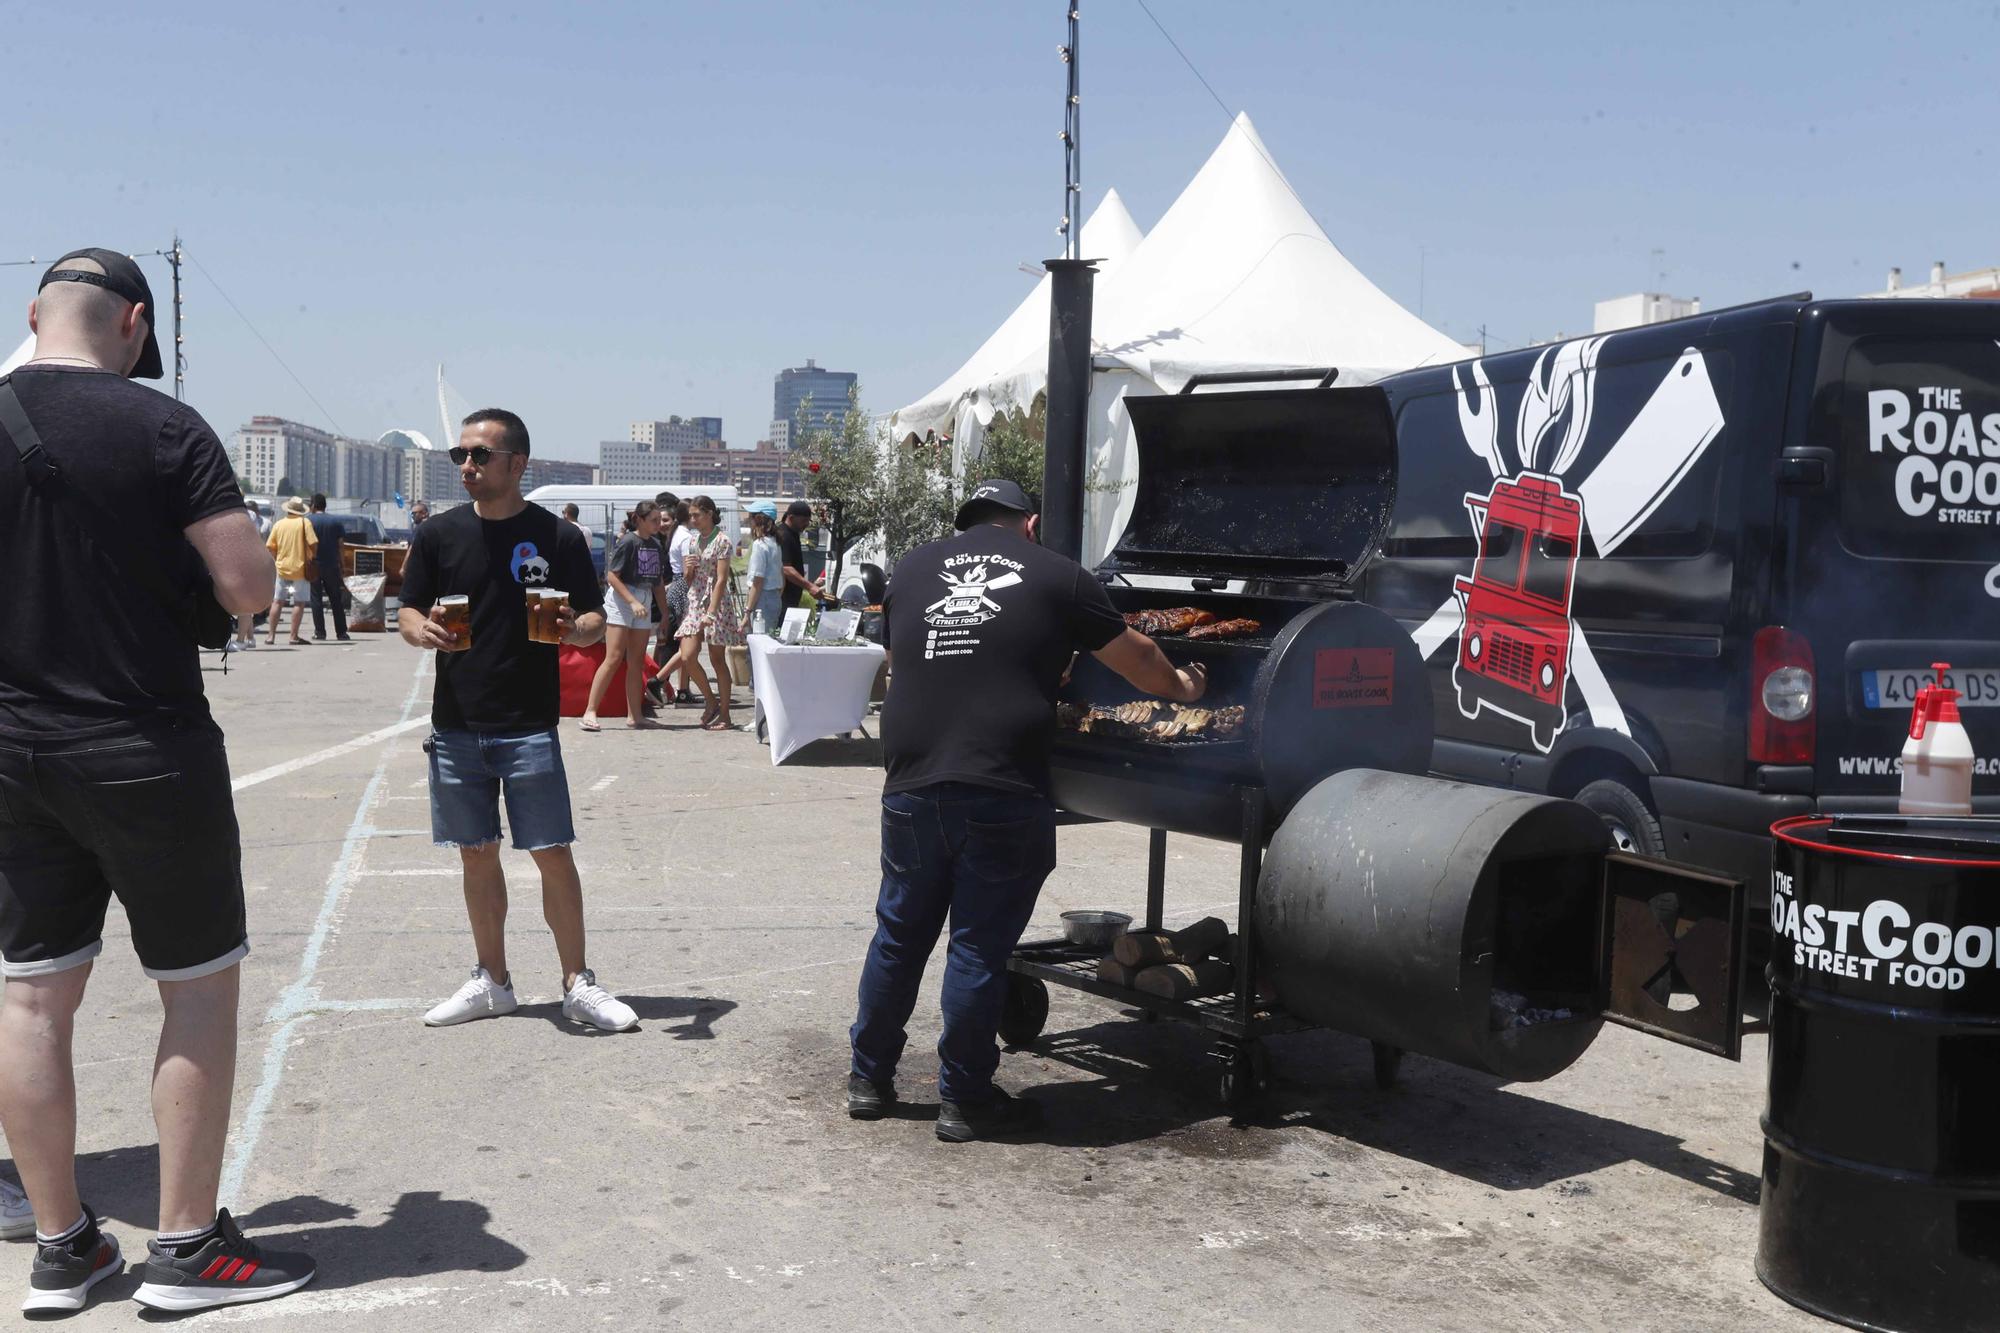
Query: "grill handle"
1178 367 1338 394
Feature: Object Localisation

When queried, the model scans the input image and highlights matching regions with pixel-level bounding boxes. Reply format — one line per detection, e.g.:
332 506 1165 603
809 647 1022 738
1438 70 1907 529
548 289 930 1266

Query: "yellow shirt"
266 514 319 581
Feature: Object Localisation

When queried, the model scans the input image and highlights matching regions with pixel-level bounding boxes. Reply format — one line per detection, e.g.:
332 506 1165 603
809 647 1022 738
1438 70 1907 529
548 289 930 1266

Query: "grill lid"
1104 381 1397 586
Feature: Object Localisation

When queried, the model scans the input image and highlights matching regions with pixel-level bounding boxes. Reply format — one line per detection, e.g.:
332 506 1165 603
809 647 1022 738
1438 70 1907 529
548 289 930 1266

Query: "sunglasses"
448 446 516 466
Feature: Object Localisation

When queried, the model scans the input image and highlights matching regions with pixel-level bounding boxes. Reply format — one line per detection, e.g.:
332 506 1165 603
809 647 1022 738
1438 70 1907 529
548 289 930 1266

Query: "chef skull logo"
1410 335 1726 753
924 559 1023 628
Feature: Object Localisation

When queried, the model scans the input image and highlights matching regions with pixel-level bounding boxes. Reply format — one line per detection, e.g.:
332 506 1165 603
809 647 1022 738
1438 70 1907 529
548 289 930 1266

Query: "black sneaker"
847 1073 897 1120
22 1211 122 1315
132 1209 316 1313
936 1087 1042 1143
645 678 666 706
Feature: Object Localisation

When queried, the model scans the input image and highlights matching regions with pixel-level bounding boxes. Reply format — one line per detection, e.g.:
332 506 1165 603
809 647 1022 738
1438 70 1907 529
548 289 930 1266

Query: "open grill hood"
1101 382 1399 589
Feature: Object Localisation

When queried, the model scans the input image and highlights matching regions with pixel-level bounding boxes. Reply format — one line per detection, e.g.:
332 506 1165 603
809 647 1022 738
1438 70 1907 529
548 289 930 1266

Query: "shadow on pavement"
780 736 884 767
1010 1015 1760 1204
514 993 737 1039
57 1150 527 1313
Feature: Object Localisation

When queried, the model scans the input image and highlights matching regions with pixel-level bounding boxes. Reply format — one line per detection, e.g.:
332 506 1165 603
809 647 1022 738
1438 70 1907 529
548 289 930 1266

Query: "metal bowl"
1061 909 1133 952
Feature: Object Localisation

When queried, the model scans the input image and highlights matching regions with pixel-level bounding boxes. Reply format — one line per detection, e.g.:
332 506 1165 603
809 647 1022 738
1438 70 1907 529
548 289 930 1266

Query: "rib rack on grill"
1184 618 1262 642
1123 607 1219 636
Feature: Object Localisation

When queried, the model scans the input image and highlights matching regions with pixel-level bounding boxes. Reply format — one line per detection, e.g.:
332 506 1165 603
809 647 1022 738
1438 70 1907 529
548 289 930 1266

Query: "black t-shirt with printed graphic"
399 502 600 732
880 525 1125 796
608 532 666 588
0 366 243 739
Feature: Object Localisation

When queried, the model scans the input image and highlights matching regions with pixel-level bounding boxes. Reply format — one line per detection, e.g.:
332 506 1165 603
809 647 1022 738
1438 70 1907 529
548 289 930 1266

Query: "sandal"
579 716 602 733
698 702 720 728
702 715 732 732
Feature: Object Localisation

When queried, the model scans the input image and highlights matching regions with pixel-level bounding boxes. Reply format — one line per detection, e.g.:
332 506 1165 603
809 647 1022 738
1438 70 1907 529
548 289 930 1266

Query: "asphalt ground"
2 633 1819 1330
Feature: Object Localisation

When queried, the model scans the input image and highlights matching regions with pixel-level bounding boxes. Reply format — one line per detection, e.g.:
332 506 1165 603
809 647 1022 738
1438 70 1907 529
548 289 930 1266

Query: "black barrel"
1760 814 2000 1333
1256 770 1608 1081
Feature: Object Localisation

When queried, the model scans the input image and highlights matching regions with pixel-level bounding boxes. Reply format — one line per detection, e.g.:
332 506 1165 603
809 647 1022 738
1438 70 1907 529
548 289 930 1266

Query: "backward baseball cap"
38 248 165 380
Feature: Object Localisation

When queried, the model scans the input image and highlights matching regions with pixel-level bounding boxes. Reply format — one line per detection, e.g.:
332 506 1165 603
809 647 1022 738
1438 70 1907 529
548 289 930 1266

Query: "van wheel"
1574 778 1665 857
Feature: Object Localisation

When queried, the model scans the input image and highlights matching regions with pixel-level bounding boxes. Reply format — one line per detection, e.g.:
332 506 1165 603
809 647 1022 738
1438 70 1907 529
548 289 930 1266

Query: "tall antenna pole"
1059 4 1081 261
167 232 186 400
1043 1 1096 561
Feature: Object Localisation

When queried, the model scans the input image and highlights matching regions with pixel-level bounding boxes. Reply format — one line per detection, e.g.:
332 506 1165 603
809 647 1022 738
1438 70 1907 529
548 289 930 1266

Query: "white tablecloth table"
746 637 887 765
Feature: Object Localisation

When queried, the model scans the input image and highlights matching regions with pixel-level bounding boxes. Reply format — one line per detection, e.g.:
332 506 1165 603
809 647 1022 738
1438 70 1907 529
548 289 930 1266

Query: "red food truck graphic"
1452 471 1583 754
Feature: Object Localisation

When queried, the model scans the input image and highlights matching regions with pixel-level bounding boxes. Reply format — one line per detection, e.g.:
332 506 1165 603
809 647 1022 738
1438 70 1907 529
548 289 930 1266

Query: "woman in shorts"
673 495 744 732
582 500 666 731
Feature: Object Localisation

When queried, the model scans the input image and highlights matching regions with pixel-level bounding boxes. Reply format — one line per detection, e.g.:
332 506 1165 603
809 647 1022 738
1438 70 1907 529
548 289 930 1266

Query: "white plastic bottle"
753 609 768 636
1900 662 1975 816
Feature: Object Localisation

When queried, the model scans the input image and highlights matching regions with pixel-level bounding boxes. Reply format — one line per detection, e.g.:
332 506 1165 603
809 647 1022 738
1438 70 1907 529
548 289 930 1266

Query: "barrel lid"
1102 384 1396 586
1773 813 2000 865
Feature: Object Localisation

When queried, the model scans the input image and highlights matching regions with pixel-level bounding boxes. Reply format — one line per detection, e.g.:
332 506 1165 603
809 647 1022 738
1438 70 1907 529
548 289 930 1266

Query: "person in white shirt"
741 506 784 634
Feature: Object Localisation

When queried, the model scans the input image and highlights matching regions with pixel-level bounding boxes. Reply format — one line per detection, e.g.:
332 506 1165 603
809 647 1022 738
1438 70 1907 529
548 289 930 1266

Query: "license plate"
1862 667 2000 709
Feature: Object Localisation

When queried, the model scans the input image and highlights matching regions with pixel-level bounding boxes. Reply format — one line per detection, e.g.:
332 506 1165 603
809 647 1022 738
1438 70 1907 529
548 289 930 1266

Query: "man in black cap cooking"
0 250 317 1312
847 478 1207 1141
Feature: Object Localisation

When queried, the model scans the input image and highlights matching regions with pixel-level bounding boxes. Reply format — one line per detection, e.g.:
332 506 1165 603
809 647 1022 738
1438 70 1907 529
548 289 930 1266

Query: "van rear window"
1840 336 2000 560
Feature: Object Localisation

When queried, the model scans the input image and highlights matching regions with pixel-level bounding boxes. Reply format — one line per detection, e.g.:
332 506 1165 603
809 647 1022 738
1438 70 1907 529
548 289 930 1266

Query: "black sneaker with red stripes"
131 1209 316 1312
21 1210 122 1315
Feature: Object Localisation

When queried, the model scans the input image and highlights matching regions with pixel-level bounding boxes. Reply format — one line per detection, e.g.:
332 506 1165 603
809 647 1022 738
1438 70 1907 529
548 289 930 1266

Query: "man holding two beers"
397 409 640 1032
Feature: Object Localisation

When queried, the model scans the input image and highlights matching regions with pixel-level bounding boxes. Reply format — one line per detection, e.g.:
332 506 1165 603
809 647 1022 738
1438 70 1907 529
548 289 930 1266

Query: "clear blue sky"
5 1 1995 463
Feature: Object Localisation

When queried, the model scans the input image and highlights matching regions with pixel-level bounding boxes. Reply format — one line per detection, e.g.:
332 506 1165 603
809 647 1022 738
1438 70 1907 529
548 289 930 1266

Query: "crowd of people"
0 244 1200 1318
579 494 827 733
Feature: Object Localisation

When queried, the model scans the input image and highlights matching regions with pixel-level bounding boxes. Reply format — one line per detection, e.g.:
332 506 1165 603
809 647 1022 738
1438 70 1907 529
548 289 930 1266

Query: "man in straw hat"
264 494 319 646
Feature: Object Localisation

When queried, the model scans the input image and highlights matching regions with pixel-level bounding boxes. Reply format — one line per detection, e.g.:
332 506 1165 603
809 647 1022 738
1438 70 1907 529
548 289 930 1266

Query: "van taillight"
1751 626 1815 765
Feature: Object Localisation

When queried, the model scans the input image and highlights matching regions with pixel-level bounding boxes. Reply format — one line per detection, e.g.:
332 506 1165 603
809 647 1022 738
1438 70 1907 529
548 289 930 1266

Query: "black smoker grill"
1005 375 1755 1109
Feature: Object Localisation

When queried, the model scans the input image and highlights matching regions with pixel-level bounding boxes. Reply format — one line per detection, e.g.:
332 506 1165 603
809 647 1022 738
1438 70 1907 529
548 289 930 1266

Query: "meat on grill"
1184 618 1262 642
1065 700 1247 743
1122 607 1218 636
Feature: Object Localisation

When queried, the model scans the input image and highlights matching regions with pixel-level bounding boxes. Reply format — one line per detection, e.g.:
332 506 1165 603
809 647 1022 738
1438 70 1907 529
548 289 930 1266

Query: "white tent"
1 334 31 377
889 188 1144 451
892 112 1466 563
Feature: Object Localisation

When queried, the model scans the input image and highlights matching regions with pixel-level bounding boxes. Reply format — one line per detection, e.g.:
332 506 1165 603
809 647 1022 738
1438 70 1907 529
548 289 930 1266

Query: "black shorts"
0 717 248 981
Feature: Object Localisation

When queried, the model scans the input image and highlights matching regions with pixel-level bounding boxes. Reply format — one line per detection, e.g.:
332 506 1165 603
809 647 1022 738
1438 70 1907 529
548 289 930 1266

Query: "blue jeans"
849 782 1057 1104
425 728 576 851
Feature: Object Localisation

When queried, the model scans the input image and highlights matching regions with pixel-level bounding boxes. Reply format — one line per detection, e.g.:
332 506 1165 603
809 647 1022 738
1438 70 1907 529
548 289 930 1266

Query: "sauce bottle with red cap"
1900 662 1975 816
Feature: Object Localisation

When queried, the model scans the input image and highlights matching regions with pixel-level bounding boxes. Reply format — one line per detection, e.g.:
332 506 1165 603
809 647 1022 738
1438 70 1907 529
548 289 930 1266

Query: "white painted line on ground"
355 867 459 877
230 717 428 793
626 954 852 996
589 774 620 792
221 653 429 1204
363 827 433 838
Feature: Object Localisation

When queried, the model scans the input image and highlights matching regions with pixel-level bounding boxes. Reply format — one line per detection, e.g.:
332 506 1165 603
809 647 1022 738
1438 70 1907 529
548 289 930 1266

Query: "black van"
1363 295 2000 891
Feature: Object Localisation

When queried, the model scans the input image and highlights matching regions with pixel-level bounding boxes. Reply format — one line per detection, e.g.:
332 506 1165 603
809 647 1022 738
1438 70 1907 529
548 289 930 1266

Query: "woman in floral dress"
673 495 743 730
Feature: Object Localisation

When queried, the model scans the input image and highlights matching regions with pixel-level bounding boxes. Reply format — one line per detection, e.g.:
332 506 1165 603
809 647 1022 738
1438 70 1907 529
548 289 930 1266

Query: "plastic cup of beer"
437 594 471 651
532 588 568 644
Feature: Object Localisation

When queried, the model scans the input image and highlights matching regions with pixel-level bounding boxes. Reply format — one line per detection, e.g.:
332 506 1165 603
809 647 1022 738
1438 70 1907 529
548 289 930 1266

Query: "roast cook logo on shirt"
923 554 1024 628
510 542 551 585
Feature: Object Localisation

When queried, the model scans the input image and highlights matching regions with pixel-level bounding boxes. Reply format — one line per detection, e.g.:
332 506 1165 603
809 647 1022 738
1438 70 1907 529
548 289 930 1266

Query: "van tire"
1574 778 1665 857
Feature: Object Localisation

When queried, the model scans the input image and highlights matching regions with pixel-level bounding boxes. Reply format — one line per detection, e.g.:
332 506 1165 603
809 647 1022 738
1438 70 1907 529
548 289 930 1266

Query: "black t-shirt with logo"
880 526 1125 796
776 523 808 608
399 502 600 733
0 366 243 739
609 532 667 588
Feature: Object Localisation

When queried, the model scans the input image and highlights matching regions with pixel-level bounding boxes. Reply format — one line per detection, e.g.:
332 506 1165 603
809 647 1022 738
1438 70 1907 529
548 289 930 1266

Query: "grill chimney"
1887 267 1902 292
1931 261 1947 286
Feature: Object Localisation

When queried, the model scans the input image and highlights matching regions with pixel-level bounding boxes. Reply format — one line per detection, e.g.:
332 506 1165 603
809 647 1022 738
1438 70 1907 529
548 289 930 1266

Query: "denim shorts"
425 727 576 851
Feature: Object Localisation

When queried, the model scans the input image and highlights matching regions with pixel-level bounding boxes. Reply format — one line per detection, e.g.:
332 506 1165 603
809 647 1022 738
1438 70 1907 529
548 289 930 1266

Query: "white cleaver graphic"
1576 348 1724 556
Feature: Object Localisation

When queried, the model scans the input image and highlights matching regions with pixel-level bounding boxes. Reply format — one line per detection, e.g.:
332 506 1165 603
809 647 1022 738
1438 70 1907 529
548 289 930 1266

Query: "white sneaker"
423 966 517 1027
0 1178 32 1241
562 969 638 1032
